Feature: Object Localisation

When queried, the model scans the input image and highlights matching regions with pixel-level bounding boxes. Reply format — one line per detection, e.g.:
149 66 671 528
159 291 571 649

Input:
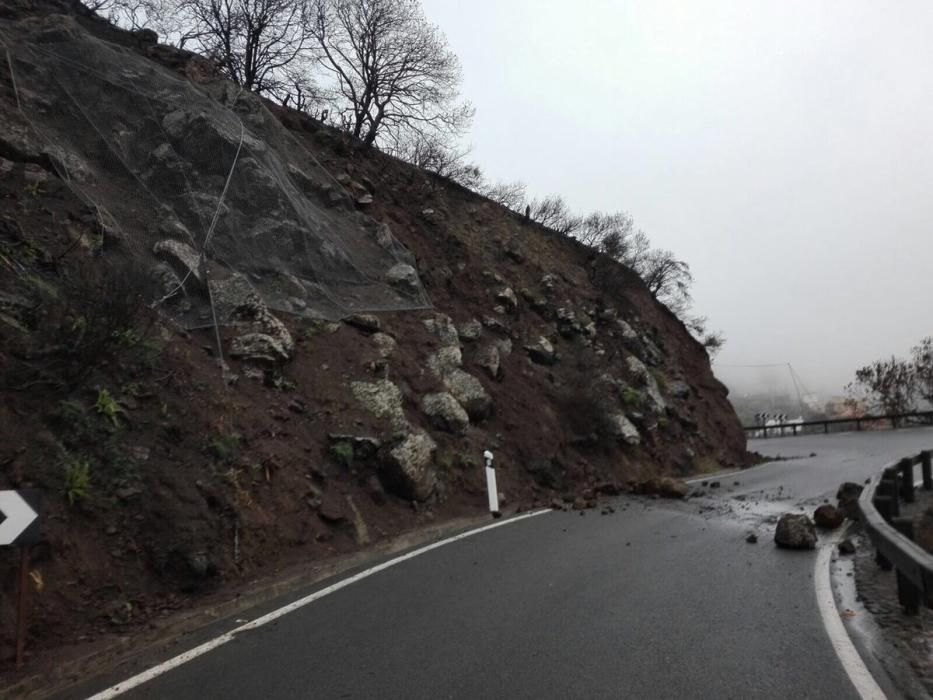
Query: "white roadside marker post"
484 450 501 518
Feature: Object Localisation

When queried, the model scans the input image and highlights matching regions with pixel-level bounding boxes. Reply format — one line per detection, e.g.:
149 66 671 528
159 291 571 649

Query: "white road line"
814 526 887 700
87 509 552 699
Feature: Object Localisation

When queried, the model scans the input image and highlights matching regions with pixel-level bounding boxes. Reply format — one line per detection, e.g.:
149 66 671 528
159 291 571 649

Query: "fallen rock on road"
813 504 844 530
775 513 817 550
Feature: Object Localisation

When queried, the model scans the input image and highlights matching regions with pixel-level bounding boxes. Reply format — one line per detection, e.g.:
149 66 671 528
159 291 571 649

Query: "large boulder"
525 336 557 365
153 239 203 285
443 369 492 421
475 344 501 379
813 504 844 530
774 514 817 550
420 393 469 434
226 292 294 363
351 379 408 430
343 313 381 333
458 319 483 342
371 332 397 358
229 333 290 363
836 481 864 521
380 431 437 501
630 477 687 499
386 263 419 292
495 287 518 312
423 313 460 347
427 346 463 376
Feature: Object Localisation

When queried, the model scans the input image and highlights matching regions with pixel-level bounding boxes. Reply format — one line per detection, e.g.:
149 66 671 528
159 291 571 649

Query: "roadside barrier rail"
743 410 933 438
859 449 933 614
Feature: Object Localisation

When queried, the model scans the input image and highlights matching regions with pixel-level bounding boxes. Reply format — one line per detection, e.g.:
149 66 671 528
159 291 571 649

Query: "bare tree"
480 180 527 212
636 248 693 313
268 66 322 113
847 357 916 415
309 0 473 147
528 195 582 236
178 0 313 94
395 134 483 189
912 337 933 406
103 0 313 95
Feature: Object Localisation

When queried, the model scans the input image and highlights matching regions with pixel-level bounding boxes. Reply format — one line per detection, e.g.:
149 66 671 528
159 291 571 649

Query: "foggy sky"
421 0 933 397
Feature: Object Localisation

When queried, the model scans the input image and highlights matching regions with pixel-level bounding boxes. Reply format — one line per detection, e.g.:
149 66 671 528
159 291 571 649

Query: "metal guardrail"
744 410 933 438
859 450 933 614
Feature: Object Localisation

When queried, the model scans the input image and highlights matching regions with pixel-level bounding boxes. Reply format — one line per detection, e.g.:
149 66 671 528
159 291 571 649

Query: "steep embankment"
0 0 745 673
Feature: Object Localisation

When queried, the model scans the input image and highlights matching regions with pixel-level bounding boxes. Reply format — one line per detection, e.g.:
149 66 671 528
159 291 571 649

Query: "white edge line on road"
814 525 887 700
86 508 552 700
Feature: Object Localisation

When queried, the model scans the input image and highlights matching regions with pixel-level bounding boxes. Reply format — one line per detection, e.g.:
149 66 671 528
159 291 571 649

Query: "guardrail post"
879 473 901 518
900 458 916 504
874 495 895 523
892 517 922 615
823 422 829 434
922 451 933 491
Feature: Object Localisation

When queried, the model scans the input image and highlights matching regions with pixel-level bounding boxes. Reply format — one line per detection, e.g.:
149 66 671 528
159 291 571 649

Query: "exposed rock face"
774 514 817 549
475 343 501 379
457 319 483 342
495 287 518 311
386 262 419 291
525 336 557 365
380 431 437 501
625 355 666 413
215 285 294 364
421 392 469 434
427 346 463 376
371 332 396 358
443 369 492 421
153 239 202 285
344 313 381 333
813 504 844 529
350 379 407 430
605 413 641 445
423 313 460 347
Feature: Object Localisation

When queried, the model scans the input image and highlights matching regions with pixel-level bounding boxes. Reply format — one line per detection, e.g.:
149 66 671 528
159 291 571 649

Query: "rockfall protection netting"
0 14 431 329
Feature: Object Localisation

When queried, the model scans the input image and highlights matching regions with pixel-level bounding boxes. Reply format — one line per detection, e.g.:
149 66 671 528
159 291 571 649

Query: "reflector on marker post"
484 450 501 518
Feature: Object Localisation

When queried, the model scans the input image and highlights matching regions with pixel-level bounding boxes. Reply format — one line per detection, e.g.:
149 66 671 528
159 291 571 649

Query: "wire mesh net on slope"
0 14 430 328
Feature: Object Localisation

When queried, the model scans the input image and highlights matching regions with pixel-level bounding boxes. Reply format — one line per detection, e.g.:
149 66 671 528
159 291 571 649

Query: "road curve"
70 427 933 700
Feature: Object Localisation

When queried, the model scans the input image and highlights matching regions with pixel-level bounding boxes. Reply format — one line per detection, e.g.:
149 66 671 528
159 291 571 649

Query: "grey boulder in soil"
774 513 817 550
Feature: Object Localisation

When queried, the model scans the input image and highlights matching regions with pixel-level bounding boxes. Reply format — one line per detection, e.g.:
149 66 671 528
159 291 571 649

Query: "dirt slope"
0 0 746 678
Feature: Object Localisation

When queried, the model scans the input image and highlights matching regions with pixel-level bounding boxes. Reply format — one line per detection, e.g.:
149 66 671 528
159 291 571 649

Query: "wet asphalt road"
76 427 933 700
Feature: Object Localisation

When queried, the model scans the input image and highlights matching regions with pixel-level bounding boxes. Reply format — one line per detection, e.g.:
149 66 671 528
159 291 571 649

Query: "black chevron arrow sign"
0 490 41 546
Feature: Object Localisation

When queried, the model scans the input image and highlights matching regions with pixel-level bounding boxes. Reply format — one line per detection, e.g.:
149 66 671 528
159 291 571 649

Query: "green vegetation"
208 431 241 464
621 386 642 407
95 388 122 427
62 454 92 506
330 442 354 468
437 451 477 471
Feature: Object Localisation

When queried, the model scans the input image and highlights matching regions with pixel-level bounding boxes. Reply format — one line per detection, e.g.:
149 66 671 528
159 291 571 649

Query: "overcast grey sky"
421 0 933 397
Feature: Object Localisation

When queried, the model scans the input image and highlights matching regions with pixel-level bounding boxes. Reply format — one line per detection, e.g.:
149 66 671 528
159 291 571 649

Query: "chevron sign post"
0 490 41 546
1 489 42 667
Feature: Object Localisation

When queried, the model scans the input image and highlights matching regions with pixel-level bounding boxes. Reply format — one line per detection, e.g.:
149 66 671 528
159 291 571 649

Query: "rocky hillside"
0 0 746 675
